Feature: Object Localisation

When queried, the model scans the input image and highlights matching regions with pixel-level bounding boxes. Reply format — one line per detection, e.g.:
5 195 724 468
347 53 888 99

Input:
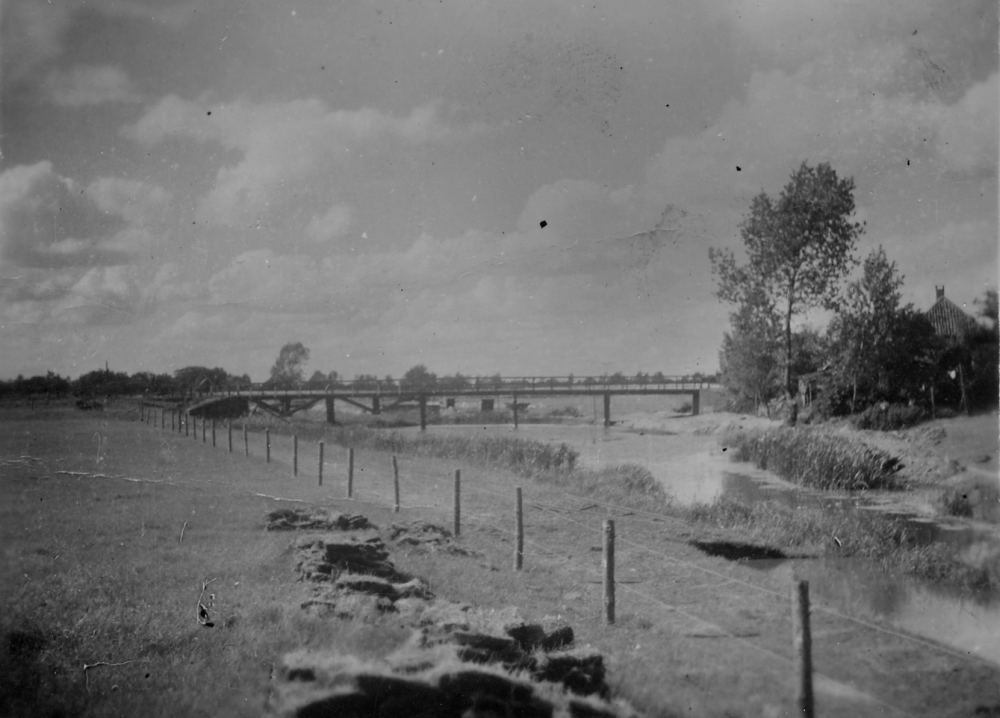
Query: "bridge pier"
604 392 611 427
692 390 700 416
372 396 380 415
325 396 336 425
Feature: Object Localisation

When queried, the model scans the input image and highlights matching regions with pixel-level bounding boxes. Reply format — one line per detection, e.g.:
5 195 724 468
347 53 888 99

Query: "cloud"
125 95 463 227
306 205 353 243
0 162 171 269
86 176 172 225
878 219 998 310
934 73 999 173
43 65 139 106
0 0 73 82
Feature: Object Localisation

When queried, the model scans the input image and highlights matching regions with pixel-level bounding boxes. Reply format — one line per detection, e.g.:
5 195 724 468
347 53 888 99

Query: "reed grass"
680 496 996 592
721 425 905 491
329 425 578 474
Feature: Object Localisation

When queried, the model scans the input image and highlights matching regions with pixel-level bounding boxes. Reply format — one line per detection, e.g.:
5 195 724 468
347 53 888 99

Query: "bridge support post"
603 393 611 427
692 390 700 416
419 396 427 431
325 396 335 425
372 396 380 415
512 393 519 429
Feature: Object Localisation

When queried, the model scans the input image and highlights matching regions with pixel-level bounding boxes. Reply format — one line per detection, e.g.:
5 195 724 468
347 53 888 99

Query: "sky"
1 0 997 382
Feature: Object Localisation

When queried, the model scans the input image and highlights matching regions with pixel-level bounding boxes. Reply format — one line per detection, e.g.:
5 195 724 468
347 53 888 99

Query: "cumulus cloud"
0 0 73 82
306 205 353 243
0 162 170 269
125 95 462 227
43 65 139 106
934 73 999 173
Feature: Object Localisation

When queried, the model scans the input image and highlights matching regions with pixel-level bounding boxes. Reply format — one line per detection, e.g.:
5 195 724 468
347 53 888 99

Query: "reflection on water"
398 421 1000 665
750 557 1000 665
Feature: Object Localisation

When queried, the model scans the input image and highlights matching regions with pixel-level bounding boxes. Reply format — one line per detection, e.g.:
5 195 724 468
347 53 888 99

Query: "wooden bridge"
171 375 716 429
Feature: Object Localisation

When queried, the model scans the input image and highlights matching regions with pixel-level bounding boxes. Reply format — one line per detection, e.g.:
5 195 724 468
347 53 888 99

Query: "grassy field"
2 405 999 717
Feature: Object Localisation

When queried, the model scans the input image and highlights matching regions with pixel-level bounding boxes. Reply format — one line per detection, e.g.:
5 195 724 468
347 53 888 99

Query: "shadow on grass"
690 540 788 562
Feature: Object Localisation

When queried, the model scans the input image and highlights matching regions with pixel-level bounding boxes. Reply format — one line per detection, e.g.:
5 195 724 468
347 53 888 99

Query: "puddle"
747 556 1000 665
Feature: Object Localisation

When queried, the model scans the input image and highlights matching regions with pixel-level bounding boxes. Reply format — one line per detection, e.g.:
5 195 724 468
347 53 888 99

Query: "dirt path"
2 410 998 717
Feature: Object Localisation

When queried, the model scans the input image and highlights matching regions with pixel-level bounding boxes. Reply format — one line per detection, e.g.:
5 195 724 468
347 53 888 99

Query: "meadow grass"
720 425 905 491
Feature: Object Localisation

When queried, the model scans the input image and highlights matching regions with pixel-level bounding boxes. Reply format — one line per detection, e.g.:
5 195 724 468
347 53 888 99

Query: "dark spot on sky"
736 166 741 171
206 111 211 116
321 66 325 70
539 220 547 229
907 159 910 165
913 29 918 35
665 104 669 107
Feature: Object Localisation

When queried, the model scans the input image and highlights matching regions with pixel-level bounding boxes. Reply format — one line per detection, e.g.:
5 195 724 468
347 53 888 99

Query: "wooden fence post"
202 417 206 443
265 429 270 463
603 519 615 625
318 441 324 486
243 423 248 457
453 469 461 536
792 580 815 718
161 409 165 429
228 422 233 453
140 405 144 422
185 414 190 437
514 487 523 570
347 447 354 498
171 410 176 432
393 455 400 513
293 434 298 477
212 420 216 448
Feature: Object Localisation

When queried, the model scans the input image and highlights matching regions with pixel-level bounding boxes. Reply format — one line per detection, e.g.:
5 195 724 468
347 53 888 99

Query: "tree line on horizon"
711 161 998 419
0 342 717 401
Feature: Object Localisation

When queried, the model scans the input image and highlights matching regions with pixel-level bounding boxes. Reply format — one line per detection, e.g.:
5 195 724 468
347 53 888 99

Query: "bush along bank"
721 425 905 491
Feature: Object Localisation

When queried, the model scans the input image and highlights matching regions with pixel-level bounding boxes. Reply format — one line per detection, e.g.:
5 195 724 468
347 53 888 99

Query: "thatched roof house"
926 286 978 340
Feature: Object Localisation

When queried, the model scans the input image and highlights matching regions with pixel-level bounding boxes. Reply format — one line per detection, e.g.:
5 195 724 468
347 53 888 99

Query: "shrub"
851 404 926 431
721 426 904 491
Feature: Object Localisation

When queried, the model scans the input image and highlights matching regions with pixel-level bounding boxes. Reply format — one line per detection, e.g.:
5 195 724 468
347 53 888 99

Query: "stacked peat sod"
264 508 638 718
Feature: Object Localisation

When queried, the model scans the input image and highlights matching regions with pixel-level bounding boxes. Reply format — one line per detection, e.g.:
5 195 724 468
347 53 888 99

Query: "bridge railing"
214 375 718 396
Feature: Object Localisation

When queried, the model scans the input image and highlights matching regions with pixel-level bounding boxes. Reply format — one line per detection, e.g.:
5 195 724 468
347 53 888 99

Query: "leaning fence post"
318 441 324 486
243 423 249 457
453 469 461 536
792 580 815 718
393 455 400 513
514 487 524 570
265 429 271 463
347 447 354 498
603 519 615 625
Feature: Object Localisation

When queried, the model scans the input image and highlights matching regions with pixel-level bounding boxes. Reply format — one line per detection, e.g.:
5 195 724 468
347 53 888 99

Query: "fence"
134 402 996 717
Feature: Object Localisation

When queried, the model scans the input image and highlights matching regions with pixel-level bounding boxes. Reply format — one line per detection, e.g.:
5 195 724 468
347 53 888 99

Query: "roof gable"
926 296 977 338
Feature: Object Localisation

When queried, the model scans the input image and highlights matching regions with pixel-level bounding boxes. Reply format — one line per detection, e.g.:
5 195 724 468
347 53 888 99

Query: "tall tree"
719 286 782 413
710 162 864 397
269 342 309 387
827 247 904 410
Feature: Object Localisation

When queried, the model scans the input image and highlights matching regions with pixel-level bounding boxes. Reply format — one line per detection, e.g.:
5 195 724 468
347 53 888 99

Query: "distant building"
925 286 978 340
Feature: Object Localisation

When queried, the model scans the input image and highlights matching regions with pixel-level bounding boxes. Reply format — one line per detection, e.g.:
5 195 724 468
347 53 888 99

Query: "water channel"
397 419 1000 665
